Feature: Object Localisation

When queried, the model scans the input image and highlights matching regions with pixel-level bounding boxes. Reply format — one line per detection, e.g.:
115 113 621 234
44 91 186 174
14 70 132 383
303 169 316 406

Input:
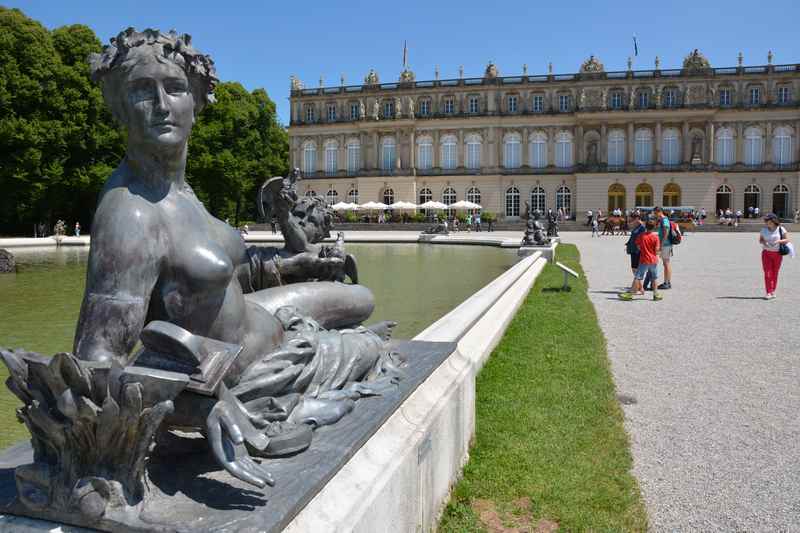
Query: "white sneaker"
765 293 776 300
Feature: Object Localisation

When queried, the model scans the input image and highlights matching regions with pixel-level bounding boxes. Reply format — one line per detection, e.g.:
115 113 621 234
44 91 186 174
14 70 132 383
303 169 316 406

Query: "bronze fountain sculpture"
0 28 409 531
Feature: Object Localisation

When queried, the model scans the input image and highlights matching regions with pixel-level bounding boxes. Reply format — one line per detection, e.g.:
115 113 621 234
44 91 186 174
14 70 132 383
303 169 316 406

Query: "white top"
761 226 783 252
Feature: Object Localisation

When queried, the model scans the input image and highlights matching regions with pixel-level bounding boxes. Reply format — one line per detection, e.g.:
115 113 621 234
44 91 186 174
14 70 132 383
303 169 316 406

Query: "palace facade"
287 50 800 219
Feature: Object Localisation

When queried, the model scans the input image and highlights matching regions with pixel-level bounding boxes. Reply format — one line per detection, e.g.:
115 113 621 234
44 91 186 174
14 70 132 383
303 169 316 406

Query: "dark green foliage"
439 245 648 532
0 8 288 234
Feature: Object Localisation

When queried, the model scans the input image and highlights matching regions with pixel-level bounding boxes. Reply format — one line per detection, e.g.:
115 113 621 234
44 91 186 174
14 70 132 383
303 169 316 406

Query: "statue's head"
89 28 218 150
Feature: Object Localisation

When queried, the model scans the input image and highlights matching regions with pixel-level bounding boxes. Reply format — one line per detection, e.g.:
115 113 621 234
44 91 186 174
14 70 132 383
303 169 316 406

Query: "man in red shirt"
620 218 663 301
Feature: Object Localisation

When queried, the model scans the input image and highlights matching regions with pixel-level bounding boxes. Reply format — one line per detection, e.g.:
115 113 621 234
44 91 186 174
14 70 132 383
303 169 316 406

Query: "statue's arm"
73 197 162 363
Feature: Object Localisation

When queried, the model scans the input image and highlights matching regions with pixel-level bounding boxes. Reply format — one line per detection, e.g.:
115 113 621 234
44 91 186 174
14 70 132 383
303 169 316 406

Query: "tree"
187 82 288 224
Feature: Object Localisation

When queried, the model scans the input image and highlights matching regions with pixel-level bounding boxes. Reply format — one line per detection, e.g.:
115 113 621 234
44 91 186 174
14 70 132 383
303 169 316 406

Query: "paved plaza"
563 231 800 531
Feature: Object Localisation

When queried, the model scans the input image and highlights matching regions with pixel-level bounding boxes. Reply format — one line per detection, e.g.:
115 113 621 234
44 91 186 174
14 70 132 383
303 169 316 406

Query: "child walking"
619 218 663 301
591 217 599 237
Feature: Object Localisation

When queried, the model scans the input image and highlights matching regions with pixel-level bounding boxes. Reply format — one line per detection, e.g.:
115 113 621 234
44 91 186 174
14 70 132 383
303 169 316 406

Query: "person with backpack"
654 206 679 290
624 213 646 293
759 213 791 299
619 217 663 301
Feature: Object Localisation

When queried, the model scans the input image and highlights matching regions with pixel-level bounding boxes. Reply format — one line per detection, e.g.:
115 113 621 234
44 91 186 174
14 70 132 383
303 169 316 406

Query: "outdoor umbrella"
360 201 389 210
417 200 448 210
389 201 418 210
330 201 354 211
450 200 482 210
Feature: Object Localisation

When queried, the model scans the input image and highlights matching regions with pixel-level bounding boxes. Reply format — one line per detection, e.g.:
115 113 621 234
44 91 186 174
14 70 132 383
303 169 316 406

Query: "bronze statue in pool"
0 28 402 529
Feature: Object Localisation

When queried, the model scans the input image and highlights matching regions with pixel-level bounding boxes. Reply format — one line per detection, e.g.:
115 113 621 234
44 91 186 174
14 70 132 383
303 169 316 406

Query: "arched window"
531 186 546 213
466 186 481 207
773 184 790 219
662 128 681 166
381 137 396 171
608 183 626 212
635 183 653 207
556 185 571 215
607 129 625 167
443 186 457 218
324 139 338 176
505 186 520 217
440 135 457 170
773 127 794 166
383 188 395 205
744 127 763 166
634 128 653 167
503 133 521 169
716 184 732 212
555 131 573 168
347 188 359 204
744 184 760 214
417 136 433 170
325 189 338 206
466 134 482 170
529 131 548 169
663 183 681 208
305 189 317 198
715 127 734 167
419 187 432 204
302 141 317 174
346 138 361 174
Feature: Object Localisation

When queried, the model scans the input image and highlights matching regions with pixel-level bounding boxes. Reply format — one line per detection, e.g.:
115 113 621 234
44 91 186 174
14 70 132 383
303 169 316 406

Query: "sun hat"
763 213 780 223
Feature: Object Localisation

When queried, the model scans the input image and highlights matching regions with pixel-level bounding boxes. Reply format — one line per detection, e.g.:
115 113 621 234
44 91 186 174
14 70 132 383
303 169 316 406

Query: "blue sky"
6 0 800 125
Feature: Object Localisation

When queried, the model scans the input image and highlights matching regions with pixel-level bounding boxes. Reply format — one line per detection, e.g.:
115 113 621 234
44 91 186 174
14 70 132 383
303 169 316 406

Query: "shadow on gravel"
716 296 766 300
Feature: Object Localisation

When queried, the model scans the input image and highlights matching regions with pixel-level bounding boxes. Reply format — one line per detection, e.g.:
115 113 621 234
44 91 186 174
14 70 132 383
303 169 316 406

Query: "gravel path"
562 231 800 532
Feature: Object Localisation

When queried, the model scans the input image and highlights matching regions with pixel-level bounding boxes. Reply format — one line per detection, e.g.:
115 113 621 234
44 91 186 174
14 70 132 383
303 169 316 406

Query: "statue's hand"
207 385 274 488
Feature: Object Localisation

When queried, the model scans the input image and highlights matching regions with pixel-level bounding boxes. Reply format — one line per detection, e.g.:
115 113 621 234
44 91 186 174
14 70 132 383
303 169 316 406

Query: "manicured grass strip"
0 366 27 449
439 244 648 532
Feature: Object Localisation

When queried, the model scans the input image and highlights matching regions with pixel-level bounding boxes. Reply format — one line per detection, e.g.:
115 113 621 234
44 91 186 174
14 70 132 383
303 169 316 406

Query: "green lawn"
439 244 648 532
0 365 26 449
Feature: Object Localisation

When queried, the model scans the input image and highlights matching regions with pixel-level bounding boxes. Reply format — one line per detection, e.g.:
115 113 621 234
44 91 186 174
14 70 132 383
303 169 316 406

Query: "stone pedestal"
518 241 558 262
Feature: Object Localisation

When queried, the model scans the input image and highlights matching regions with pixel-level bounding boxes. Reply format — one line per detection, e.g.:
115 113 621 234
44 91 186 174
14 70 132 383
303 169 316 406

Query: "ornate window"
507 95 518 113
381 137 396 171
417 136 433 170
778 86 792 105
325 189 338 206
555 131 573 168
466 134 482 170
350 102 359 120
716 184 732 212
556 185 571 215
503 133 521 169
383 100 395 118
610 91 623 110
663 183 681 207
440 135 457 170
444 97 455 114
532 94 544 113
558 93 571 112
347 188 359 204
607 129 625 167
419 98 431 116
468 95 480 114
466 186 481 208
662 128 681 166
744 127 764 166
773 184 790 218
715 127 735 166
637 90 650 109
635 183 653 207
302 140 317 174
443 186 457 217
327 103 337 122
744 184 760 213
383 188 395 205
608 183 625 212
505 186 520 217
305 105 316 123
324 139 338 176
719 87 732 106
663 88 678 108
346 138 360 174
531 186 546 213
634 128 653 167
773 126 794 166
419 187 432 205
749 86 761 106
529 131 548 169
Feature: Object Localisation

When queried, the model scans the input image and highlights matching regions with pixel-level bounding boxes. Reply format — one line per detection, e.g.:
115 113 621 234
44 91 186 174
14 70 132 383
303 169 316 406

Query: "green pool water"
0 243 515 447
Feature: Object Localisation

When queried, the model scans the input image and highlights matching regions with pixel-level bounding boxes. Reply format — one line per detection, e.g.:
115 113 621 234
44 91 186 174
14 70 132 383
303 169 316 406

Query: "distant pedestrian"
759 213 791 300
74 222 81 237
487 217 494 232
620 217 662 301
591 217 599 237
735 210 742 225
475 213 482 232
466 213 473 232
754 206 760 218
654 207 673 289
586 209 593 226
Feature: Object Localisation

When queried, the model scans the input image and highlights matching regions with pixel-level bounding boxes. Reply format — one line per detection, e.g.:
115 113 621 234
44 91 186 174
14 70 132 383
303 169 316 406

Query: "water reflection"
0 244 515 354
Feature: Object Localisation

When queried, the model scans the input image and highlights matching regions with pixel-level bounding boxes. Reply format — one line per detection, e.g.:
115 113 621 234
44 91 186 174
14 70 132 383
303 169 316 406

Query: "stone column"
655 122 663 165
521 129 529 167
372 131 379 170
409 129 416 172
317 135 324 173
433 130 440 168
576 125 584 166
338 134 346 172
706 122 715 164
395 130 402 170
795 120 800 163
735 123 744 164
458 129 465 168
360 132 367 171
600 123 608 164
765 122 773 164
627 122 635 165
682 122 690 164
494 128 503 169
547 127 555 167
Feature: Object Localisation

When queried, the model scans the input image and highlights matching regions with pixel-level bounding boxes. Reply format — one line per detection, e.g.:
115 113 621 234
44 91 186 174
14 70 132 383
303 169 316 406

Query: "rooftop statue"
580 55 604 73
0 27 403 531
683 48 712 72
364 68 380 86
